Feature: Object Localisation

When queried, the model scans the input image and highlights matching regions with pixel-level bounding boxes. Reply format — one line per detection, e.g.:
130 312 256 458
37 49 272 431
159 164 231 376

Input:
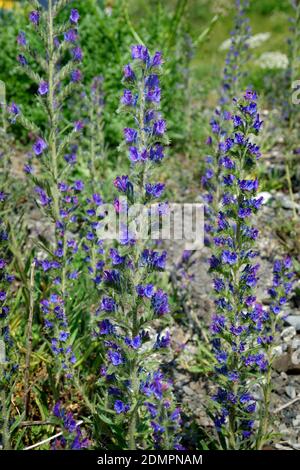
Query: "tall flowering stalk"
209 90 267 449
255 257 295 449
81 76 106 192
96 45 182 450
202 0 251 244
12 1 84 387
281 0 300 221
0 82 11 195
282 0 300 125
13 0 83 218
221 0 251 107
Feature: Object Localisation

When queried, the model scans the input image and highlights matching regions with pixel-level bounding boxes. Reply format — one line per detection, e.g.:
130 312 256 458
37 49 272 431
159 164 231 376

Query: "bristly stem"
24 261 35 418
89 105 96 192
285 160 297 221
256 311 279 450
48 0 59 220
1 365 11 450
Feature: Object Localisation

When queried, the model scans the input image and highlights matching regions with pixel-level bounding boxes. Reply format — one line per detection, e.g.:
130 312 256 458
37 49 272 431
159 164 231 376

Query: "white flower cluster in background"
219 32 271 51
257 51 289 70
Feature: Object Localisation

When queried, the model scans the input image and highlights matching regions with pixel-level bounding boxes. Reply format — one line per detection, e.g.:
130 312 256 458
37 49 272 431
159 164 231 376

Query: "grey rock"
291 349 300 365
285 316 300 332
273 345 286 356
291 338 300 350
281 326 297 342
280 195 300 211
285 385 296 399
280 371 288 380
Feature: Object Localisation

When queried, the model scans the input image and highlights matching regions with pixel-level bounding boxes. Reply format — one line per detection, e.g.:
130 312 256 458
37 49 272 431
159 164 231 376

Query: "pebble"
273 345 284 356
281 326 297 342
285 385 296 399
291 349 300 365
285 316 300 332
294 415 300 428
280 195 300 211
280 371 288 380
291 338 300 350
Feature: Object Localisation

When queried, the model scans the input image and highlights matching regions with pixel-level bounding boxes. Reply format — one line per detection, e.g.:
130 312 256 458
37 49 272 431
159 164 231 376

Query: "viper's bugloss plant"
96 45 182 450
0 82 11 196
208 89 295 450
208 90 267 449
80 76 107 191
13 0 84 383
282 0 300 124
279 0 300 222
12 0 83 219
221 0 251 107
202 0 251 245
255 256 295 449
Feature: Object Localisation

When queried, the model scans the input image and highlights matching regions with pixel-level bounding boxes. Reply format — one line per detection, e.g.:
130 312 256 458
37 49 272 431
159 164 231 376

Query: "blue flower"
29 11 40 26
154 331 170 349
64 29 78 43
72 46 83 62
17 31 26 46
17 54 27 66
136 284 154 298
131 45 149 62
145 183 165 198
151 290 169 316
108 350 123 366
153 119 166 135
124 128 137 143
123 64 135 80
222 250 237 265
100 297 116 312
70 9 80 24
38 81 49 96
121 90 134 106
71 69 82 83
151 51 163 67
146 87 161 103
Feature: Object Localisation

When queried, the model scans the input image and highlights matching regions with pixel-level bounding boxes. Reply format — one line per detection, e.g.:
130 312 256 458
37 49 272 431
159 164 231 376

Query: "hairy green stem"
1 366 11 450
127 71 149 449
24 261 35 418
226 125 249 450
48 0 59 220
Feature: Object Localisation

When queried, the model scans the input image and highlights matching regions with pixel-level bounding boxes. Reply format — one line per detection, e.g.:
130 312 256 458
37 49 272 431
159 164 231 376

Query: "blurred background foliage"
0 0 294 154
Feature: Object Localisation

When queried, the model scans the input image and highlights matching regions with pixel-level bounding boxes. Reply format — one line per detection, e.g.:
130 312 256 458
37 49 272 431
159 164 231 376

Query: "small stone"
291 338 300 350
273 353 290 372
279 423 288 432
273 345 284 356
281 326 297 342
273 352 300 373
291 349 300 365
285 385 296 399
285 316 300 332
280 195 300 211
